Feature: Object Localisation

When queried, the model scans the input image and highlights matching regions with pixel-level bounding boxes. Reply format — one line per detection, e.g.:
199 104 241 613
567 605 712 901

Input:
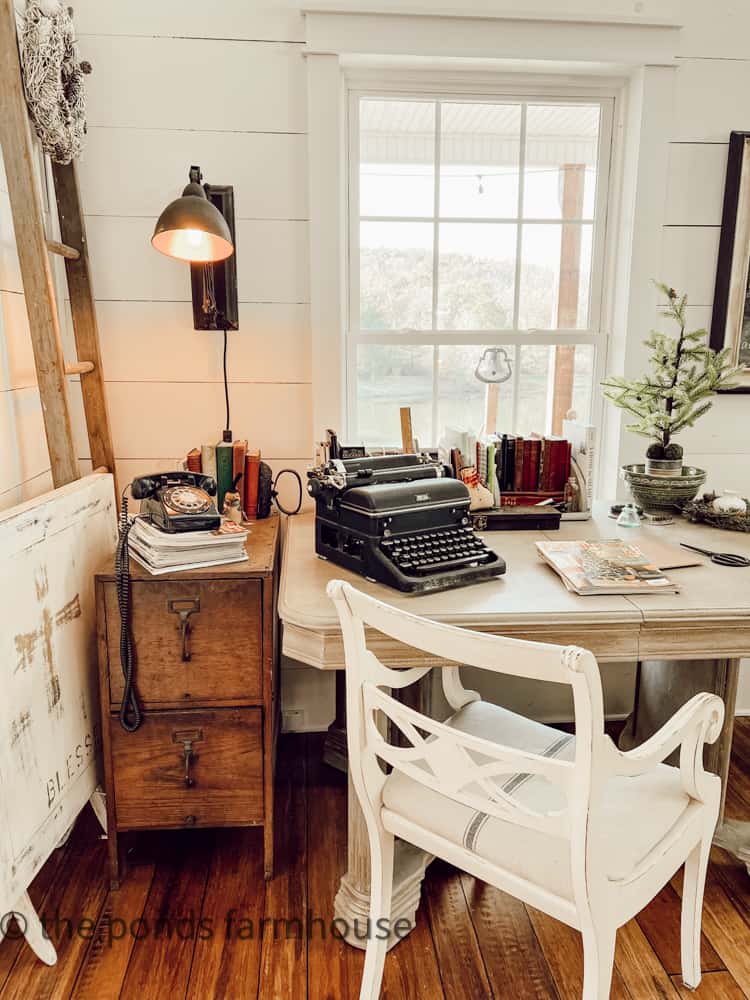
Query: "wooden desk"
278 510 750 946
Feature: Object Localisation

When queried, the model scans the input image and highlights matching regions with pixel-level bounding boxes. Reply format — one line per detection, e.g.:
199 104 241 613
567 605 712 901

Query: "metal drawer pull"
172 728 202 787
168 598 201 662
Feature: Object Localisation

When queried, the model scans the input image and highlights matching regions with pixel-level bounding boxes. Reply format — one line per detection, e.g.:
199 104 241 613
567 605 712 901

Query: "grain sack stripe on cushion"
462 733 574 852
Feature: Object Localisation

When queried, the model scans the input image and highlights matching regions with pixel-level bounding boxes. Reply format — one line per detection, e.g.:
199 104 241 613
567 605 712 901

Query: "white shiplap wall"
68 1 313 509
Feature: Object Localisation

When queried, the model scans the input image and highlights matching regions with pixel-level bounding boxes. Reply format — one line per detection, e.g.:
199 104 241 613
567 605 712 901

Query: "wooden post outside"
484 382 499 436
51 161 116 481
551 163 586 435
0 0 79 486
400 406 415 453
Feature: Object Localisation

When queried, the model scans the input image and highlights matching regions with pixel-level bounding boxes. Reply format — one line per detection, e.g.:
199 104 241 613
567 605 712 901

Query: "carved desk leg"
323 671 348 773
620 658 749 866
334 668 433 949
334 769 432 949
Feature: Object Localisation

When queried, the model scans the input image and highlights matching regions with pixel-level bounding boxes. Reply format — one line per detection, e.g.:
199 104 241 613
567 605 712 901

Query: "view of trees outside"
353 97 601 446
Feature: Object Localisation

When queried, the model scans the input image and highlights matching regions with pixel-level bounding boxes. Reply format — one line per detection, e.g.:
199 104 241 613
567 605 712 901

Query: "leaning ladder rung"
46 238 80 261
64 361 94 375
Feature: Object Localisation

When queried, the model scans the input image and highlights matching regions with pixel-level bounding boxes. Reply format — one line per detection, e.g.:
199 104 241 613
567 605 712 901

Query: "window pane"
439 103 521 218
569 343 595 421
360 222 433 330
516 345 552 436
356 344 434 447
359 100 435 217
437 223 516 330
517 223 593 330
437 345 514 440
523 104 600 220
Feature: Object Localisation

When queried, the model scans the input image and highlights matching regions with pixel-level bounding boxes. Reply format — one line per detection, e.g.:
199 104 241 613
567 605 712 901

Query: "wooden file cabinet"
95 515 280 887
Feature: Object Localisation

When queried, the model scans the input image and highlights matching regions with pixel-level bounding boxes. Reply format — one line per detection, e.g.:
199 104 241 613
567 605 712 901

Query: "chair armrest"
606 693 725 801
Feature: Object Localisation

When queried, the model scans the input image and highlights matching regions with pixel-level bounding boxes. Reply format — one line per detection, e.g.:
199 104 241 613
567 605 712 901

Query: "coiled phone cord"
116 488 143 732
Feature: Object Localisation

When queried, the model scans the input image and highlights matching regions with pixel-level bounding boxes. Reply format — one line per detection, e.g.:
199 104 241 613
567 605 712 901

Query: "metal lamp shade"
151 186 234 263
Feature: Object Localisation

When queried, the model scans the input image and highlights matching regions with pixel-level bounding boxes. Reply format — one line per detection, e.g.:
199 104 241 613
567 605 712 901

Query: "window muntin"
349 90 612 447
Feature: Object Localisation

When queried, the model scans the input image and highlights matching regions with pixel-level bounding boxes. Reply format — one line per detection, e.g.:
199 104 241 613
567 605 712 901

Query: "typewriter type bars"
307 454 506 594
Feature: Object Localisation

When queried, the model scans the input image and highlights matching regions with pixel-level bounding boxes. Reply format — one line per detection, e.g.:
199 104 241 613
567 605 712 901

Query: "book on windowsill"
536 539 680 596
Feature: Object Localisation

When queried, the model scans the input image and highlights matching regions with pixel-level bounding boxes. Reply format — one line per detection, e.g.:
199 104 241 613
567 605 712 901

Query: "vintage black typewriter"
307 453 506 594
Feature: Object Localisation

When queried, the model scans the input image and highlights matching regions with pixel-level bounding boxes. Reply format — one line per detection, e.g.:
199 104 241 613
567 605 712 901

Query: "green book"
215 439 234 513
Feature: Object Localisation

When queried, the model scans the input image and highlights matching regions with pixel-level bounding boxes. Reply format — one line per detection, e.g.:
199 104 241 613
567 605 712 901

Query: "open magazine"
536 539 680 595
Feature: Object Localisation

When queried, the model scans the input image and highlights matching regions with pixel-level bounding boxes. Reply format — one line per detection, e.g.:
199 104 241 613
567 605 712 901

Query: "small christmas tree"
601 282 738 460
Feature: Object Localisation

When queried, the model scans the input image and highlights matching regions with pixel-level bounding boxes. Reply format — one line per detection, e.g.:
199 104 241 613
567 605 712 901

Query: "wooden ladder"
0 0 115 488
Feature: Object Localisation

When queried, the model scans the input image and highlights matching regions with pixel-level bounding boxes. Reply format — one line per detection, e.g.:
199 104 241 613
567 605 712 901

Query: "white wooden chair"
327 580 725 1000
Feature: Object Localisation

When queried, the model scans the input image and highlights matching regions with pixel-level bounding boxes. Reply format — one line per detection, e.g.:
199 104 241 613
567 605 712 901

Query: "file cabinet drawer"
104 578 262 707
110 708 263 829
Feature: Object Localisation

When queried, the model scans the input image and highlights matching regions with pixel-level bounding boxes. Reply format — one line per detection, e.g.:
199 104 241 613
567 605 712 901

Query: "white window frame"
344 72 618 447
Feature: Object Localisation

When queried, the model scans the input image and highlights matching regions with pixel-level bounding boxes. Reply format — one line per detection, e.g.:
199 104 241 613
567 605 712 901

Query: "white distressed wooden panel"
0 290 35 391
0 473 117 913
81 216 309 304
82 37 307 133
0 191 22 294
93 301 311 383
659 226 720 305
79 129 308 221
104 381 312 458
673 58 750 142
680 0 750 60
73 0 305 40
665 143 728 226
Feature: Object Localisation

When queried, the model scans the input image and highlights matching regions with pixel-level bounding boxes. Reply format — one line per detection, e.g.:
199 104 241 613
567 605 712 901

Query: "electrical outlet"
282 708 305 732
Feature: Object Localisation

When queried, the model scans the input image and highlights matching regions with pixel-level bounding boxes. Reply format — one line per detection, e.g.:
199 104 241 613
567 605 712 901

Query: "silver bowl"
622 464 706 512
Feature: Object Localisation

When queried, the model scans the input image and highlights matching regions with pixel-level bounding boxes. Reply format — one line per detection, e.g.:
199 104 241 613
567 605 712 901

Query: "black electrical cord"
272 468 304 515
222 324 231 435
115 486 143 732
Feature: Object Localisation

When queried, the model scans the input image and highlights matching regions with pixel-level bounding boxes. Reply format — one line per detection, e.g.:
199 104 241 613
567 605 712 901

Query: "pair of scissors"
680 542 750 567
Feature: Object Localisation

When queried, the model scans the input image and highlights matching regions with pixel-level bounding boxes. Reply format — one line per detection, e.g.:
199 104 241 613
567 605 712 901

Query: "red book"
243 449 261 518
540 438 553 491
186 447 202 473
527 439 541 491
520 441 533 491
548 439 571 492
232 439 247 489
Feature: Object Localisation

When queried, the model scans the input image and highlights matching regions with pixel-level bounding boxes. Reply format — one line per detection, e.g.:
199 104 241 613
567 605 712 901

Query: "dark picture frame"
710 131 750 392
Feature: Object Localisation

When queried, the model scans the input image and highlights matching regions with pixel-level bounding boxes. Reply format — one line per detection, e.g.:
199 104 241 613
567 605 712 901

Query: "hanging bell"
474 347 512 384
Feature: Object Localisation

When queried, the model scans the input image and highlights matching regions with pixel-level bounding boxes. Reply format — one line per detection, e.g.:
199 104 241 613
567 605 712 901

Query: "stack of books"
128 517 249 575
186 440 263 517
536 539 680 596
439 421 596 517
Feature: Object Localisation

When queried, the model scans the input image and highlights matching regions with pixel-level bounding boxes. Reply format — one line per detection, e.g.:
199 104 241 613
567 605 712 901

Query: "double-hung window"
346 86 614 448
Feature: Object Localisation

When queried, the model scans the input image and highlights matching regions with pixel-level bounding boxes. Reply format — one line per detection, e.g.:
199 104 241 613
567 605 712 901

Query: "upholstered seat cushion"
381 700 692 901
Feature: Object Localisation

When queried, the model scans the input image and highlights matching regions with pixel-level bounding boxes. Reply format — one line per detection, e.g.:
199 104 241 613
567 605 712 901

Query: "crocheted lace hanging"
18 0 92 165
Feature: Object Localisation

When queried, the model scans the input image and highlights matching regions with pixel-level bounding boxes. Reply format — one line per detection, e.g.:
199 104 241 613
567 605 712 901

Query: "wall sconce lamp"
152 165 240 436
151 165 239 333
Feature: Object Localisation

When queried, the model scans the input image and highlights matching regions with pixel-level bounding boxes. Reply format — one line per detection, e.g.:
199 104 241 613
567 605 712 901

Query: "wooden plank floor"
4 723 750 998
